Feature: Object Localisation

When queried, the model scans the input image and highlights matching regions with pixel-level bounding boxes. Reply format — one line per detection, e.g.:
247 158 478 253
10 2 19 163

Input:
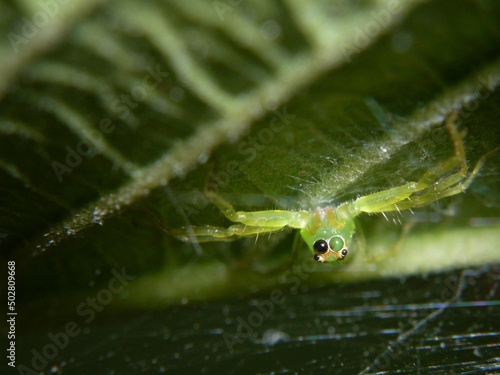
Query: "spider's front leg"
393 112 498 211
204 190 311 228
343 111 495 216
172 191 311 243
172 223 291 243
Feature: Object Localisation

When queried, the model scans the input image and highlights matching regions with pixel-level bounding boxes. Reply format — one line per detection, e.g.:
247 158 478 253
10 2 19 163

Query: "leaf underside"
3 1 500 374
0 0 499 303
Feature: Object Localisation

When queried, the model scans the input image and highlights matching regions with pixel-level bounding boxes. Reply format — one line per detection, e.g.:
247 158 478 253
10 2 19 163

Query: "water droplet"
197 152 209 164
261 20 281 41
262 329 290 346
473 347 483 358
50 365 62 374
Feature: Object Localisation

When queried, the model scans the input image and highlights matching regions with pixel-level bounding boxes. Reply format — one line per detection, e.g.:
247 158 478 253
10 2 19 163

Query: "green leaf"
3 0 500 373
3 0 499 298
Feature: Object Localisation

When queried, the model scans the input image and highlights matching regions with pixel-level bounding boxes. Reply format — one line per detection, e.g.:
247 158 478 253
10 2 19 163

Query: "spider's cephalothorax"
300 206 355 263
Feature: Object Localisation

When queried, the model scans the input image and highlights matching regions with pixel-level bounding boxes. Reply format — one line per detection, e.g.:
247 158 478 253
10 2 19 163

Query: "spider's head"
300 206 355 263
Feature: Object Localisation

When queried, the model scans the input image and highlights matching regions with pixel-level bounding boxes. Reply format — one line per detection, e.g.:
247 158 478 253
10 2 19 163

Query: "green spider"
174 112 494 263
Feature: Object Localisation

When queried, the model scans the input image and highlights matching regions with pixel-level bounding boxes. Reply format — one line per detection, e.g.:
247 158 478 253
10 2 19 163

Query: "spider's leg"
343 111 496 216
344 181 423 216
290 229 303 263
204 190 311 228
204 190 243 222
394 146 498 210
392 110 499 210
172 224 285 243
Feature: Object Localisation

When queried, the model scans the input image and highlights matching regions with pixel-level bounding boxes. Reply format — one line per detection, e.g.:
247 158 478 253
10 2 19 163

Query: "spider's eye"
329 236 344 251
313 239 329 253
